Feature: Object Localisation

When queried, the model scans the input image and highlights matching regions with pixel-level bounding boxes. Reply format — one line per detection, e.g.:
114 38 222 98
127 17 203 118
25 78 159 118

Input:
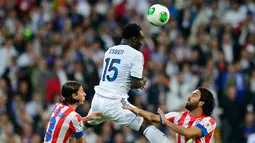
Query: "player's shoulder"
202 116 216 121
129 48 143 60
67 111 82 122
115 45 141 54
175 111 187 115
178 111 190 116
183 111 190 114
165 111 187 118
74 112 83 121
201 116 216 125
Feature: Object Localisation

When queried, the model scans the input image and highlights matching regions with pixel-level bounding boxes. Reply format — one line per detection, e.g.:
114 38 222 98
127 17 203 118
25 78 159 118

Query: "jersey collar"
119 41 130 46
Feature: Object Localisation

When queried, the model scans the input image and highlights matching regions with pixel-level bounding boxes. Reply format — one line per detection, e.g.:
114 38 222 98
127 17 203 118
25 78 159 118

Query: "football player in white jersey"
84 23 171 143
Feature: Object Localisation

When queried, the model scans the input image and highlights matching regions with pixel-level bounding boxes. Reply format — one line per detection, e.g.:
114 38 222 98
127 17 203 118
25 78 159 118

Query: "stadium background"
0 0 254 142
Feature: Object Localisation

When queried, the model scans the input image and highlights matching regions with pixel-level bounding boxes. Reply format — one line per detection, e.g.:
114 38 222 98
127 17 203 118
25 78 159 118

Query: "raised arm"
123 106 160 122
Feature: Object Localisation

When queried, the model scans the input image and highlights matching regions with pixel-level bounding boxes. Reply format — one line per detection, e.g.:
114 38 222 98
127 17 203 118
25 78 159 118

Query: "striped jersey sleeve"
69 114 84 138
195 117 216 137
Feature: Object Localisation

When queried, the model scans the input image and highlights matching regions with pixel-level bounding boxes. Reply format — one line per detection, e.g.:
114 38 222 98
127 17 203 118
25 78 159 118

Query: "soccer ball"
147 4 170 27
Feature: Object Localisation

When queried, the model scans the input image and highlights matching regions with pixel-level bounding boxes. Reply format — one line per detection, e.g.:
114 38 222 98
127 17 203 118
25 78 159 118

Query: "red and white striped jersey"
165 111 216 143
44 103 84 143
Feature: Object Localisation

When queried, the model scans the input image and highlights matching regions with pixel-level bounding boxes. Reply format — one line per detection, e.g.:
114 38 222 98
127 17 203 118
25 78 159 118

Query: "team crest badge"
79 122 84 129
206 122 211 128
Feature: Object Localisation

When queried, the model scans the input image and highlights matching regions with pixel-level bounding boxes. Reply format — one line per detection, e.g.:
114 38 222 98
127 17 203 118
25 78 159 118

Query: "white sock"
143 125 172 143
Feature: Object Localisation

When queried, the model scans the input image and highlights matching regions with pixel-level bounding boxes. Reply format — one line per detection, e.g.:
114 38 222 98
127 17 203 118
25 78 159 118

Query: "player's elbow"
143 117 153 123
179 131 193 139
131 83 141 89
184 132 193 139
183 130 200 139
147 116 154 122
131 78 143 89
140 114 153 122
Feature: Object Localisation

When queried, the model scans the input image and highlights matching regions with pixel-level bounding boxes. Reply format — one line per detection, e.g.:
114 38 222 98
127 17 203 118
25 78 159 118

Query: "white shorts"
87 93 144 131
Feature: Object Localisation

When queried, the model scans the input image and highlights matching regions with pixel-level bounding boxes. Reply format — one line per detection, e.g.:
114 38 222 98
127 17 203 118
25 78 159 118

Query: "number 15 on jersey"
102 58 121 82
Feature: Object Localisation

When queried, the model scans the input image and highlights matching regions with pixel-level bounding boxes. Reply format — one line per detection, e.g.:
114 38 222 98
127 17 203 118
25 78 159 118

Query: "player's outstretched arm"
157 108 203 139
83 111 103 122
123 106 160 122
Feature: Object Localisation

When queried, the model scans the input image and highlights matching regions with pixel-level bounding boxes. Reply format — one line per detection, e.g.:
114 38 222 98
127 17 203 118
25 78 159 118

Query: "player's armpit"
76 136 86 143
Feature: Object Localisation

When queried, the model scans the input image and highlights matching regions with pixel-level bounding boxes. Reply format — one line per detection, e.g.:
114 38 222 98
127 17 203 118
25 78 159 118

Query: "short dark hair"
60 81 81 105
199 88 215 116
122 23 142 40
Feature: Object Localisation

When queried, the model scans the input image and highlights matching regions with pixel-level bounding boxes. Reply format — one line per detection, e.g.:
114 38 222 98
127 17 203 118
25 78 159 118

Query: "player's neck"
69 104 78 110
190 108 204 117
120 40 130 46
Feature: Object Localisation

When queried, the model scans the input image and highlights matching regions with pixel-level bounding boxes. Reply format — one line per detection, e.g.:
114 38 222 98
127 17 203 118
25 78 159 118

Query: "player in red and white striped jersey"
44 81 102 143
124 88 216 143
160 110 216 143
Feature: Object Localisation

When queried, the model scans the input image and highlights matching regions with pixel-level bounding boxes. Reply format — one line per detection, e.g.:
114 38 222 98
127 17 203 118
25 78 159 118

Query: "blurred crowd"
0 0 254 143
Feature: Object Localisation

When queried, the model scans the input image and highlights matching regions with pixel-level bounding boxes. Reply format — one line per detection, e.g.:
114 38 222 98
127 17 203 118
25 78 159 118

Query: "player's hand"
157 108 168 125
83 111 103 121
122 106 139 114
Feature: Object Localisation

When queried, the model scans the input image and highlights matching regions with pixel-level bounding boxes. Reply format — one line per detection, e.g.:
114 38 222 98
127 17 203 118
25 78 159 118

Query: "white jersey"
94 45 144 98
